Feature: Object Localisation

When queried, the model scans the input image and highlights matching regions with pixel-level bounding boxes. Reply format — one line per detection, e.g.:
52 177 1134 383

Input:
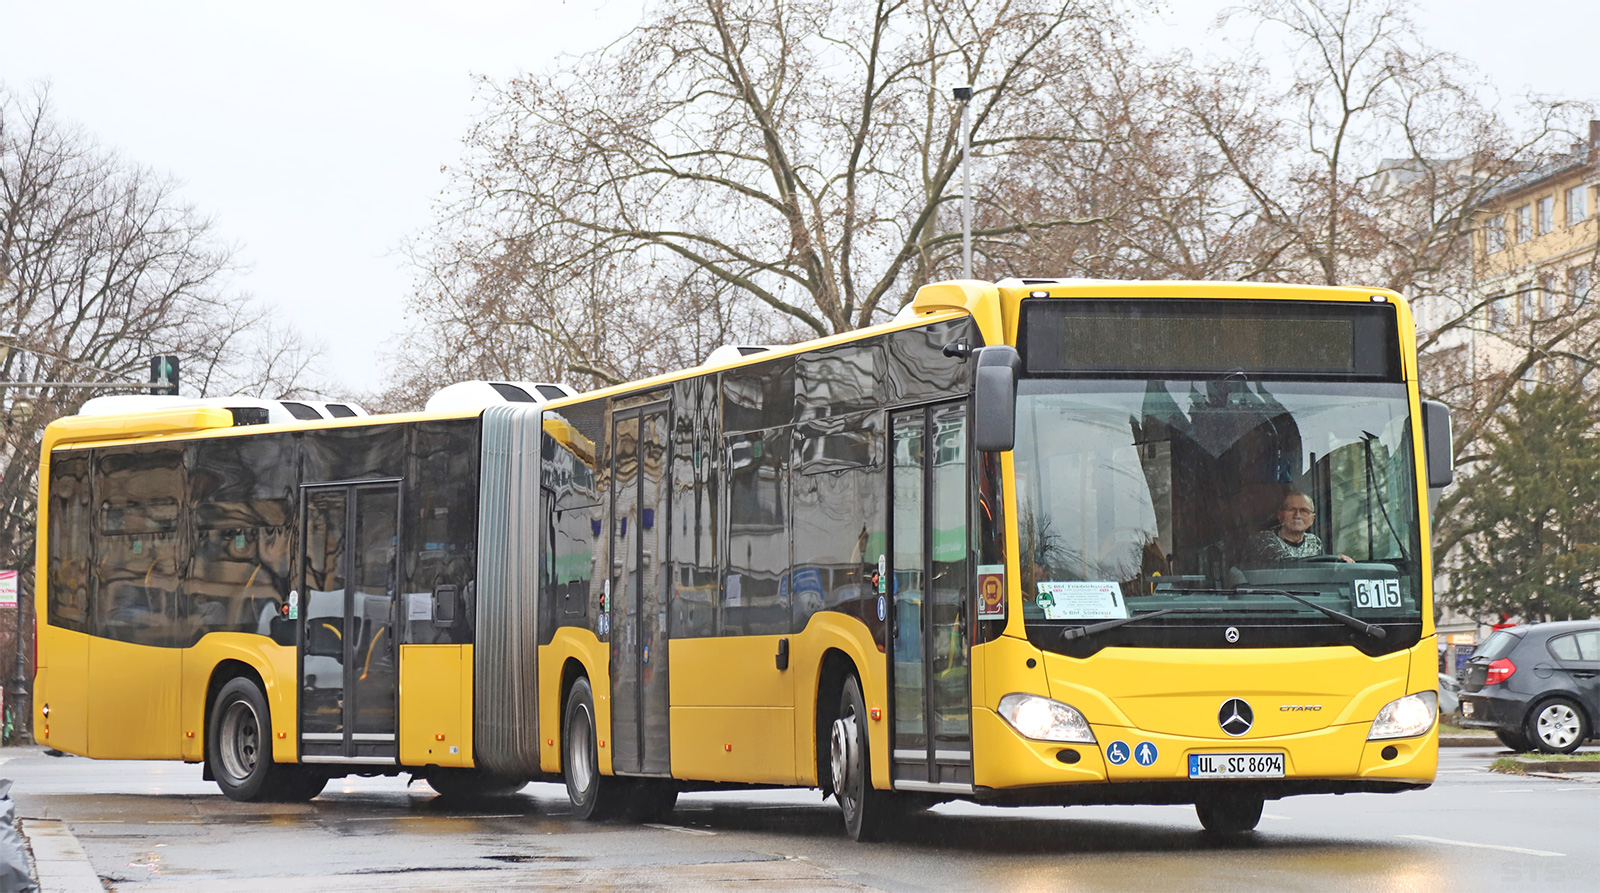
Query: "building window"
1520 287 1537 324
1486 292 1507 328
1537 196 1554 234
1572 266 1593 308
1516 205 1532 242
1485 215 1506 253
1540 274 1559 317
1567 185 1590 226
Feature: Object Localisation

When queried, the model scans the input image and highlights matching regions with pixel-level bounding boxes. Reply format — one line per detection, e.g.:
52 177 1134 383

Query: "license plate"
1461 701 1474 716
1189 752 1285 779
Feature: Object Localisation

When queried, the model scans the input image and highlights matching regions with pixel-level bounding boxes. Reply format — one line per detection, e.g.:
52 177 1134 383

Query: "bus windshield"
1013 378 1422 651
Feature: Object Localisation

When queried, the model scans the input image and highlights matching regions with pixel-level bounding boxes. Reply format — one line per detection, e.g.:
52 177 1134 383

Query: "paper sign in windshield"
1037 581 1126 620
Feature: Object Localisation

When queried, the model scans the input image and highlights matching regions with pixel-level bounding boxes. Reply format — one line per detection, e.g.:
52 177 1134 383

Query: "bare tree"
386 0 1121 405
0 84 325 616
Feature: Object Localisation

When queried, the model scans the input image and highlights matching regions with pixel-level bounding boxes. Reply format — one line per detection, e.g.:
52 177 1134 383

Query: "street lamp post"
953 85 974 280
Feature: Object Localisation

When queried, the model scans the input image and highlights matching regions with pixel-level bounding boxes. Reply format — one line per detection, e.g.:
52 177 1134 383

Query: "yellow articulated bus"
35 278 1453 839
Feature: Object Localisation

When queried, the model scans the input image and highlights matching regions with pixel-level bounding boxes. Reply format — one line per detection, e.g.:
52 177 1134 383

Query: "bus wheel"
830 674 896 841
564 677 621 821
1195 791 1264 834
208 678 286 802
426 768 529 801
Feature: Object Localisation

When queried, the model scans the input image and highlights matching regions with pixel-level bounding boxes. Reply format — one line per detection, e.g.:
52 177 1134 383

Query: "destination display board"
1020 298 1402 380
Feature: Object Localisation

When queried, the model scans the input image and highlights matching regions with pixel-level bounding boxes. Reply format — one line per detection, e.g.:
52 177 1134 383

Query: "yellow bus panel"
34 628 88 755
670 635 797 783
785 613 891 789
86 637 183 759
398 644 473 769
177 635 299 764
539 628 610 776
669 635 796 708
670 706 796 784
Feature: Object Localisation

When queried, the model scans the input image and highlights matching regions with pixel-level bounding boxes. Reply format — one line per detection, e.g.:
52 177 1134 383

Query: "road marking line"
644 823 717 836
1399 834 1564 857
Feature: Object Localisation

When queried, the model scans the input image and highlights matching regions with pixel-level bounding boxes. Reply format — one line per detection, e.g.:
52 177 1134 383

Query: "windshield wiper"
1061 607 1240 642
1235 587 1387 639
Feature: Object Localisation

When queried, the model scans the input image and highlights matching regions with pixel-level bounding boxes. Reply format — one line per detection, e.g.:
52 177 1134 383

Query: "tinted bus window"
47 453 93 633
724 429 790 635
792 412 885 634
94 446 186 647
724 356 795 433
670 377 720 638
191 434 298 645
404 420 480 645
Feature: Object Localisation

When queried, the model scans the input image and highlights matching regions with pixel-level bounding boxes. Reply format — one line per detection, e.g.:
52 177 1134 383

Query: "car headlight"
1368 691 1438 740
997 693 1096 743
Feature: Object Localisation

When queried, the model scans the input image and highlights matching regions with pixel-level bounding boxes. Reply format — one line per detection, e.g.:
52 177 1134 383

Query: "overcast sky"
3 0 1595 400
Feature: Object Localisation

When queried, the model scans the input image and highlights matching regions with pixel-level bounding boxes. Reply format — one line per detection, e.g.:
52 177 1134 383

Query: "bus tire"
564 677 622 821
208 677 293 802
830 674 897 841
1195 790 1264 834
426 768 529 801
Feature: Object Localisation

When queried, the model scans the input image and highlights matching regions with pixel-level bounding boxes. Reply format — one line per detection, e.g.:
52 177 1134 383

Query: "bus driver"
1245 490 1352 564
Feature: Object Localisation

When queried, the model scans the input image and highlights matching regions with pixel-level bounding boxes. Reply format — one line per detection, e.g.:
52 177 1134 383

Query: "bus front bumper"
969 706 1437 803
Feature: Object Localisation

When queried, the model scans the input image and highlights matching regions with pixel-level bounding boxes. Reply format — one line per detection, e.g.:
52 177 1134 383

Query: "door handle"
1572 671 1597 679
775 637 790 671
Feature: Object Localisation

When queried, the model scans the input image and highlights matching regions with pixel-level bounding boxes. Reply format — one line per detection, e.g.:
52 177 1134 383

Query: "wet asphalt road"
3 745 1596 891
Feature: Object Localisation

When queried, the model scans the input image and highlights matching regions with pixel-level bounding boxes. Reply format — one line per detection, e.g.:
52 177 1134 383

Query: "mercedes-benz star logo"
1224 626 1240 643
1219 698 1254 736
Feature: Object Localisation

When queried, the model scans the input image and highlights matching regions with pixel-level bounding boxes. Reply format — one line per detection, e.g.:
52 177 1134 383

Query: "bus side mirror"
1421 400 1453 489
973 346 1021 452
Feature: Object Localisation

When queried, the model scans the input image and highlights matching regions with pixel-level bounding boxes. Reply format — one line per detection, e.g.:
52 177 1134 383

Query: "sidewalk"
20 819 102 892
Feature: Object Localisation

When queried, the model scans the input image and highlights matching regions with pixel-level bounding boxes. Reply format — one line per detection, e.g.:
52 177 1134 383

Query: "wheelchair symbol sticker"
1134 741 1159 767
1106 740 1131 765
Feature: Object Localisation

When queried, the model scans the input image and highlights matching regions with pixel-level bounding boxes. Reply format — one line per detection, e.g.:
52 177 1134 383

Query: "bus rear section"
32 403 544 801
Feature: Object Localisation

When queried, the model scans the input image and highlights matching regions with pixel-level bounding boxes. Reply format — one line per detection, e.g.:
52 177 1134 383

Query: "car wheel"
1494 728 1531 752
1525 698 1588 755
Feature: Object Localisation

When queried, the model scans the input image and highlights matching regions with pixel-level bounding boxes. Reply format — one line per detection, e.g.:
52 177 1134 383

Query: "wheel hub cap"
830 714 856 798
1538 705 1579 748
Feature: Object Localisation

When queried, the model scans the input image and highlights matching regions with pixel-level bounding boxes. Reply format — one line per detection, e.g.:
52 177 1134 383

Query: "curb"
19 819 102 892
1503 758 1600 774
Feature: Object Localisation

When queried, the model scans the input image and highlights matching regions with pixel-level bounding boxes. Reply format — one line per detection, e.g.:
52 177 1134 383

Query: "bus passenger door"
889 404 973 790
609 403 672 776
299 483 400 765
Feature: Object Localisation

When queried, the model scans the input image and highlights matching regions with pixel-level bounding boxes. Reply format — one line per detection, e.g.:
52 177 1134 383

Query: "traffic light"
150 355 179 395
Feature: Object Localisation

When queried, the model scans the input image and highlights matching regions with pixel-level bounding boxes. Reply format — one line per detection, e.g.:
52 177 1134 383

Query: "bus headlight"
1368 691 1437 740
997 693 1096 744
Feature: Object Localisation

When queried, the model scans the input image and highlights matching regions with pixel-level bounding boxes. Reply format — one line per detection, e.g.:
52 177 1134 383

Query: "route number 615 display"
1353 579 1401 609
